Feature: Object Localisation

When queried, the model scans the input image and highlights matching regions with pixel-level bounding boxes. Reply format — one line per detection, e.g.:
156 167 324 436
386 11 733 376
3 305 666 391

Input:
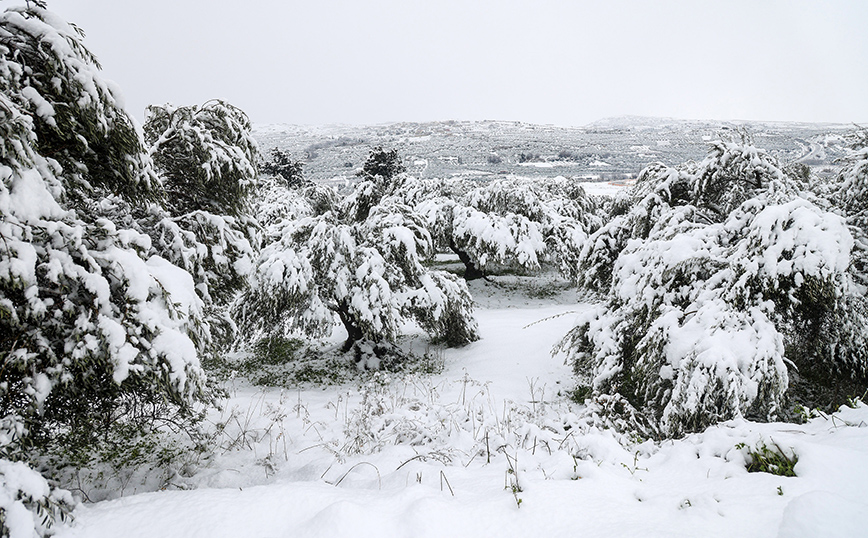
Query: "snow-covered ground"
578 180 632 197
56 277 868 538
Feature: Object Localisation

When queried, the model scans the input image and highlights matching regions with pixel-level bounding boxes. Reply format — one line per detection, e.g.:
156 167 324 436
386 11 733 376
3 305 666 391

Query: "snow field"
54 278 868 538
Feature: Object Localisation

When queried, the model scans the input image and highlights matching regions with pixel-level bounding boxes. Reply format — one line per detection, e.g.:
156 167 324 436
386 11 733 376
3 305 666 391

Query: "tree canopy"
241 149 478 365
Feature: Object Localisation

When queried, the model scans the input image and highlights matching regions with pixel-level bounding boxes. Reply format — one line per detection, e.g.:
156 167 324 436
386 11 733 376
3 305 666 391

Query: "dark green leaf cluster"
736 440 798 477
261 147 306 189
358 146 406 182
145 100 258 217
0 6 157 205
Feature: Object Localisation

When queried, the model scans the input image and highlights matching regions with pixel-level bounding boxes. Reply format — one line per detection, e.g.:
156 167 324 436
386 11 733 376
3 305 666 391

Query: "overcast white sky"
45 0 868 127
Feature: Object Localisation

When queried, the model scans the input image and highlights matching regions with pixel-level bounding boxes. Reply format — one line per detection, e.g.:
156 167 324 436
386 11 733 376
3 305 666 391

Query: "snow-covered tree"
0 4 157 207
260 147 306 189
358 146 405 182
143 100 261 347
414 177 600 280
241 153 478 366
417 197 545 280
559 140 867 437
341 146 408 223
837 130 868 226
399 177 476 208
575 141 794 292
1 9 212 534
254 155 337 230
144 100 258 217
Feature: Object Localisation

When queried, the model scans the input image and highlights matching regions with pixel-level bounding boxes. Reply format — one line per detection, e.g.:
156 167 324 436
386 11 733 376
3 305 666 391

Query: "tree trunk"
449 238 485 281
336 302 363 352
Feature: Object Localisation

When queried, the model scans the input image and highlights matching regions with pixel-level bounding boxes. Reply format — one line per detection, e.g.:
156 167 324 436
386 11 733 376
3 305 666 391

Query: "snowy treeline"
240 148 606 361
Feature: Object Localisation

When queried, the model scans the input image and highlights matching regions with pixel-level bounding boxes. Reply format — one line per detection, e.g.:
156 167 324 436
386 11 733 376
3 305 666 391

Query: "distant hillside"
253 118 854 183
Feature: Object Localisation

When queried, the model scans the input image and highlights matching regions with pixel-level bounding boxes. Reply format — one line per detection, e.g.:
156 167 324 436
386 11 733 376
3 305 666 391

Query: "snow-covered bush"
574 163 693 292
398 177 476 208
560 140 867 436
254 175 338 231
254 147 338 232
576 141 793 292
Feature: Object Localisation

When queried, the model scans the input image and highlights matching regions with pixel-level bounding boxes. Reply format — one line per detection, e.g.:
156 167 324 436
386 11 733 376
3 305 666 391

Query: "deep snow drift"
54 275 868 538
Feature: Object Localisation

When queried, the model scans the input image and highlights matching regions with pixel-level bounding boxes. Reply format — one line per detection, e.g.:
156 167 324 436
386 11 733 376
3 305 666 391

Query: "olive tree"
241 149 478 367
560 140 867 437
0 5 215 534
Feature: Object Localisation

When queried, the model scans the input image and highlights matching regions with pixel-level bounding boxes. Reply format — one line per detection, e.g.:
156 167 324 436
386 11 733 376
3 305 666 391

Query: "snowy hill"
253 118 853 184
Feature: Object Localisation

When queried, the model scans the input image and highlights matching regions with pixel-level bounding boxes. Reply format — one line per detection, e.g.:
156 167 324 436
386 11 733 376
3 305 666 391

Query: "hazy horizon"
249 114 863 129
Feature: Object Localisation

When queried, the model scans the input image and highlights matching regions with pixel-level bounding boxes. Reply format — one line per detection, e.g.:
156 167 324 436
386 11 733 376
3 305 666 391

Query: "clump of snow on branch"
0 459 74 538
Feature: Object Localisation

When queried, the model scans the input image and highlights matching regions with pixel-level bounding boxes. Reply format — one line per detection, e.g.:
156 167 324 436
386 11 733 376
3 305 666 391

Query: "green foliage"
0 5 158 205
566 385 593 404
261 147 306 188
233 337 349 387
358 146 405 181
40 414 206 500
225 337 444 387
252 336 306 366
145 100 258 217
736 440 798 477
